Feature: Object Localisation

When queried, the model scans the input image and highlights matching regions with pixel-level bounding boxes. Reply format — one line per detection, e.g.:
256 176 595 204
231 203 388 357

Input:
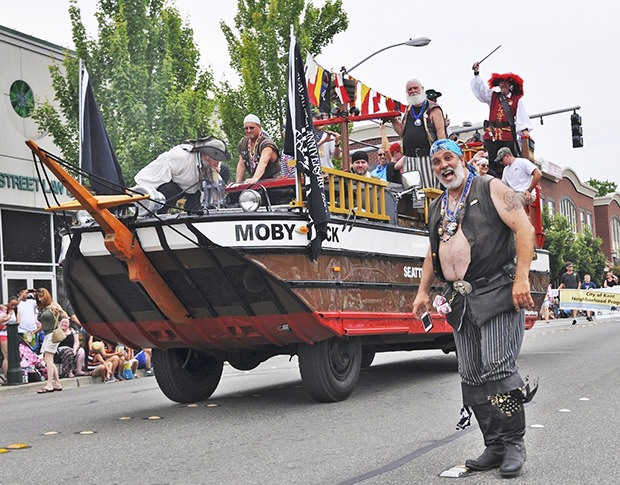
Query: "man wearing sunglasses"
235 114 280 185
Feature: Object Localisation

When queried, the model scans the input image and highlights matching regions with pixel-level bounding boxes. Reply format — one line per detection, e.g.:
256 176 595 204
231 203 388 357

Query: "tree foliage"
570 227 608 285
586 178 617 197
218 0 348 156
543 209 575 284
32 0 218 181
543 209 607 285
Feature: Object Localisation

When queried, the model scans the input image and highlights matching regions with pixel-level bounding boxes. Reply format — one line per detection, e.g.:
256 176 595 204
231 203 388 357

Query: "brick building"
594 194 620 266
539 165 597 235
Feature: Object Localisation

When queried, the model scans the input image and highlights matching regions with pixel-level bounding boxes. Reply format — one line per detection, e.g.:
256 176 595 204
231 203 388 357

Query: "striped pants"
454 309 526 406
402 155 441 189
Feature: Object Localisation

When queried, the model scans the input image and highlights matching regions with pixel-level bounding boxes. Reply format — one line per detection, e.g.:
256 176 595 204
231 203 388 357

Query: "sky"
4 0 620 186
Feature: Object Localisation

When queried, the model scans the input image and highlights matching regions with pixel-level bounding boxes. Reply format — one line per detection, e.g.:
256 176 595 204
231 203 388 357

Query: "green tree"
543 210 608 285
570 227 607 285
586 178 617 197
219 0 348 158
33 0 218 182
543 209 575 284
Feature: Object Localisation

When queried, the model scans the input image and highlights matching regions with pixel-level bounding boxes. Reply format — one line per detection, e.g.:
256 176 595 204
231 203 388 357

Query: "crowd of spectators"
0 288 154 389
538 268 620 323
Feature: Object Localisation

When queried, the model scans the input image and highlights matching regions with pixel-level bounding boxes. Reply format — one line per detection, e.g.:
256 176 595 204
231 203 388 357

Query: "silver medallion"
445 221 458 236
414 118 422 126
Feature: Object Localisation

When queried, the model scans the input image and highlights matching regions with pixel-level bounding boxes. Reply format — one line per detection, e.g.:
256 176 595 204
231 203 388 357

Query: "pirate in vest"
471 62 533 177
412 139 537 478
392 79 446 189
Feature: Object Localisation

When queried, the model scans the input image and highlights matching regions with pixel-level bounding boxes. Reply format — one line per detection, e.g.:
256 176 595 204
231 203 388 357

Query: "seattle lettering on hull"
234 223 340 243
403 266 423 278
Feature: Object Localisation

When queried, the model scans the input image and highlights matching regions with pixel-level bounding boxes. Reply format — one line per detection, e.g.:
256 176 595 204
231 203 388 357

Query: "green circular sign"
10 80 35 118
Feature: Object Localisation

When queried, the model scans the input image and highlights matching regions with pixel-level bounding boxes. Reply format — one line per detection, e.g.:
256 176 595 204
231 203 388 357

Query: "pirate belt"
450 261 516 296
484 120 511 129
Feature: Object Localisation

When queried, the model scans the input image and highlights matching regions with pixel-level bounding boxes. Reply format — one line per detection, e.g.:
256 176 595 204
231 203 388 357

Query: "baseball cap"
389 142 402 155
495 147 513 162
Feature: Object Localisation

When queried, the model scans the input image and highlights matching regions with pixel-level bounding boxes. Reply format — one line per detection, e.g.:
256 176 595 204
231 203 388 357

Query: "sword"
478 45 502 65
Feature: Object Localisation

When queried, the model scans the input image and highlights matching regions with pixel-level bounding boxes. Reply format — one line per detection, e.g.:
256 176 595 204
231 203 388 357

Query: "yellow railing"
422 188 443 222
290 167 390 222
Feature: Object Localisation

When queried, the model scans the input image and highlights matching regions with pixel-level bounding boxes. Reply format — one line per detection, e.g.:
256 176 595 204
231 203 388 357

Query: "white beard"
438 162 466 190
407 92 427 106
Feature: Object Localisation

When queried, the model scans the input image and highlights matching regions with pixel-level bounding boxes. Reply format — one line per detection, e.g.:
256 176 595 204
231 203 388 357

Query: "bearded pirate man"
391 79 447 189
412 139 538 478
471 62 533 177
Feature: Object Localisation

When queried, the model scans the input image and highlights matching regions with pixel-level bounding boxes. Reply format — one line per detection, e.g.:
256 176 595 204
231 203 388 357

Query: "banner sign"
559 289 620 310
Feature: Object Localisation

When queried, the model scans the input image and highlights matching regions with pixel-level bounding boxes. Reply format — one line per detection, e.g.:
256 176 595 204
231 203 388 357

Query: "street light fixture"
344 37 431 73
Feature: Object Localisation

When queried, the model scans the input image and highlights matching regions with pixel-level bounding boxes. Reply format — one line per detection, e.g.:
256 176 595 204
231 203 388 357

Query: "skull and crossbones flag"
283 28 330 262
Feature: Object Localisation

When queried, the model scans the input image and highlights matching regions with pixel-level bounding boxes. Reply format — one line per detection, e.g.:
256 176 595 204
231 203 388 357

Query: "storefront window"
2 209 52 262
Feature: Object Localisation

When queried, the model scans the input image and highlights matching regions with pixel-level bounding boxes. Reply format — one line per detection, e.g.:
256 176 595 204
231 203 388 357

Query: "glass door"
2 271 55 301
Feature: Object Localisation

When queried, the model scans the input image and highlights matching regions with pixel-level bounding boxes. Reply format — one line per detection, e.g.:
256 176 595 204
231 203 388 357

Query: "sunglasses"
244 126 256 131
377 153 386 157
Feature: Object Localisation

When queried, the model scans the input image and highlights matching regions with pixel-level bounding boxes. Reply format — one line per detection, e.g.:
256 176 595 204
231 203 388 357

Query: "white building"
1 25 72 300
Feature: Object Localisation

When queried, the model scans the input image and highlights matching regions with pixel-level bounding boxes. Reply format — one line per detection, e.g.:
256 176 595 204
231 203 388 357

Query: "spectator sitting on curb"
135 348 154 376
89 340 123 383
104 341 127 381
117 344 138 379
87 341 114 383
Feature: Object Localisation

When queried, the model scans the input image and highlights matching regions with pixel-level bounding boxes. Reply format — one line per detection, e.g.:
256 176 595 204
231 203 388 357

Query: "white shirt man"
135 144 203 193
312 112 341 168
497 147 542 205
17 288 38 333
317 134 340 168
135 136 229 213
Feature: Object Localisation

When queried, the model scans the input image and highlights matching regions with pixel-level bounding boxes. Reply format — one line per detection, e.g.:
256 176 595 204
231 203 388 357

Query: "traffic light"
571 112 583 148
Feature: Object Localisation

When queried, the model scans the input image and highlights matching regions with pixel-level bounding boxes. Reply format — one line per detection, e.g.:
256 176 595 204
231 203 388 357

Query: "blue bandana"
430 139 463 157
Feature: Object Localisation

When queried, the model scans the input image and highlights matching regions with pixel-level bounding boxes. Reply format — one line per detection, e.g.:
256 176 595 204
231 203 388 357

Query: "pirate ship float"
26 50 549 404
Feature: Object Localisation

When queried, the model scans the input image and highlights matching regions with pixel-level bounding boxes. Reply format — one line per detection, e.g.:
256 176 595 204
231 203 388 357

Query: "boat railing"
290 167 390 222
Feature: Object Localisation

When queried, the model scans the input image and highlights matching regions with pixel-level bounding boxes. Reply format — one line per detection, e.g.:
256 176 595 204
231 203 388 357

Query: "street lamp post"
344 37 431 74
336 37 430 170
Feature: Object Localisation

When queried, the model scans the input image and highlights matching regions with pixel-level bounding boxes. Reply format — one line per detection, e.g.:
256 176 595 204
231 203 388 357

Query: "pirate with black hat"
471 62 533 177
134 136 230 213
426 89 442 102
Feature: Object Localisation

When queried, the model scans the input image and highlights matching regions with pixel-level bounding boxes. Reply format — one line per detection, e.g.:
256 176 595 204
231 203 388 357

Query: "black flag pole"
284 27 330 262
79 61 125 194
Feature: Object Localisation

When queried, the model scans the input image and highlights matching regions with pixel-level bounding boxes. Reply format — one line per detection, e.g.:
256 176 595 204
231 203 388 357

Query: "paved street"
1 315 619 484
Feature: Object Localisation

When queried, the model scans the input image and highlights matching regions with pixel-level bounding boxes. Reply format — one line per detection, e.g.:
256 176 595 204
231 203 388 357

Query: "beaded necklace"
438 171 474 243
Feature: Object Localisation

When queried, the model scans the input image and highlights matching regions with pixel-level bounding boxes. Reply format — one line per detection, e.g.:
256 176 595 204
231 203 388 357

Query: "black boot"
498 402 527 478
465 403 505 471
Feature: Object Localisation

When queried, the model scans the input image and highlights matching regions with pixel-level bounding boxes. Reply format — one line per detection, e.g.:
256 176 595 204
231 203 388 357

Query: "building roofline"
594 192 620 207
561 166 598 197
0 24 75 58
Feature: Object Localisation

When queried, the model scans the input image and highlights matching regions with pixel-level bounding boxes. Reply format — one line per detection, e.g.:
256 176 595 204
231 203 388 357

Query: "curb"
0 369 151 399
0 375 96 398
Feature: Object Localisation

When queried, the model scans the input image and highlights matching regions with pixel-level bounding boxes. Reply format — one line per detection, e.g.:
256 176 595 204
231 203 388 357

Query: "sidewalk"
0 369 150 399
0 375 96 398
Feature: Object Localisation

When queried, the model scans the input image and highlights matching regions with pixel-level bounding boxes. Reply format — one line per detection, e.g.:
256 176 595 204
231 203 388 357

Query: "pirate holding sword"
471 46 533 177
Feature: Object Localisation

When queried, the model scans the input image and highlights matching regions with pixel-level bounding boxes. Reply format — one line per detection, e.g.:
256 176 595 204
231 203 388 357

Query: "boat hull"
64 211 548 355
